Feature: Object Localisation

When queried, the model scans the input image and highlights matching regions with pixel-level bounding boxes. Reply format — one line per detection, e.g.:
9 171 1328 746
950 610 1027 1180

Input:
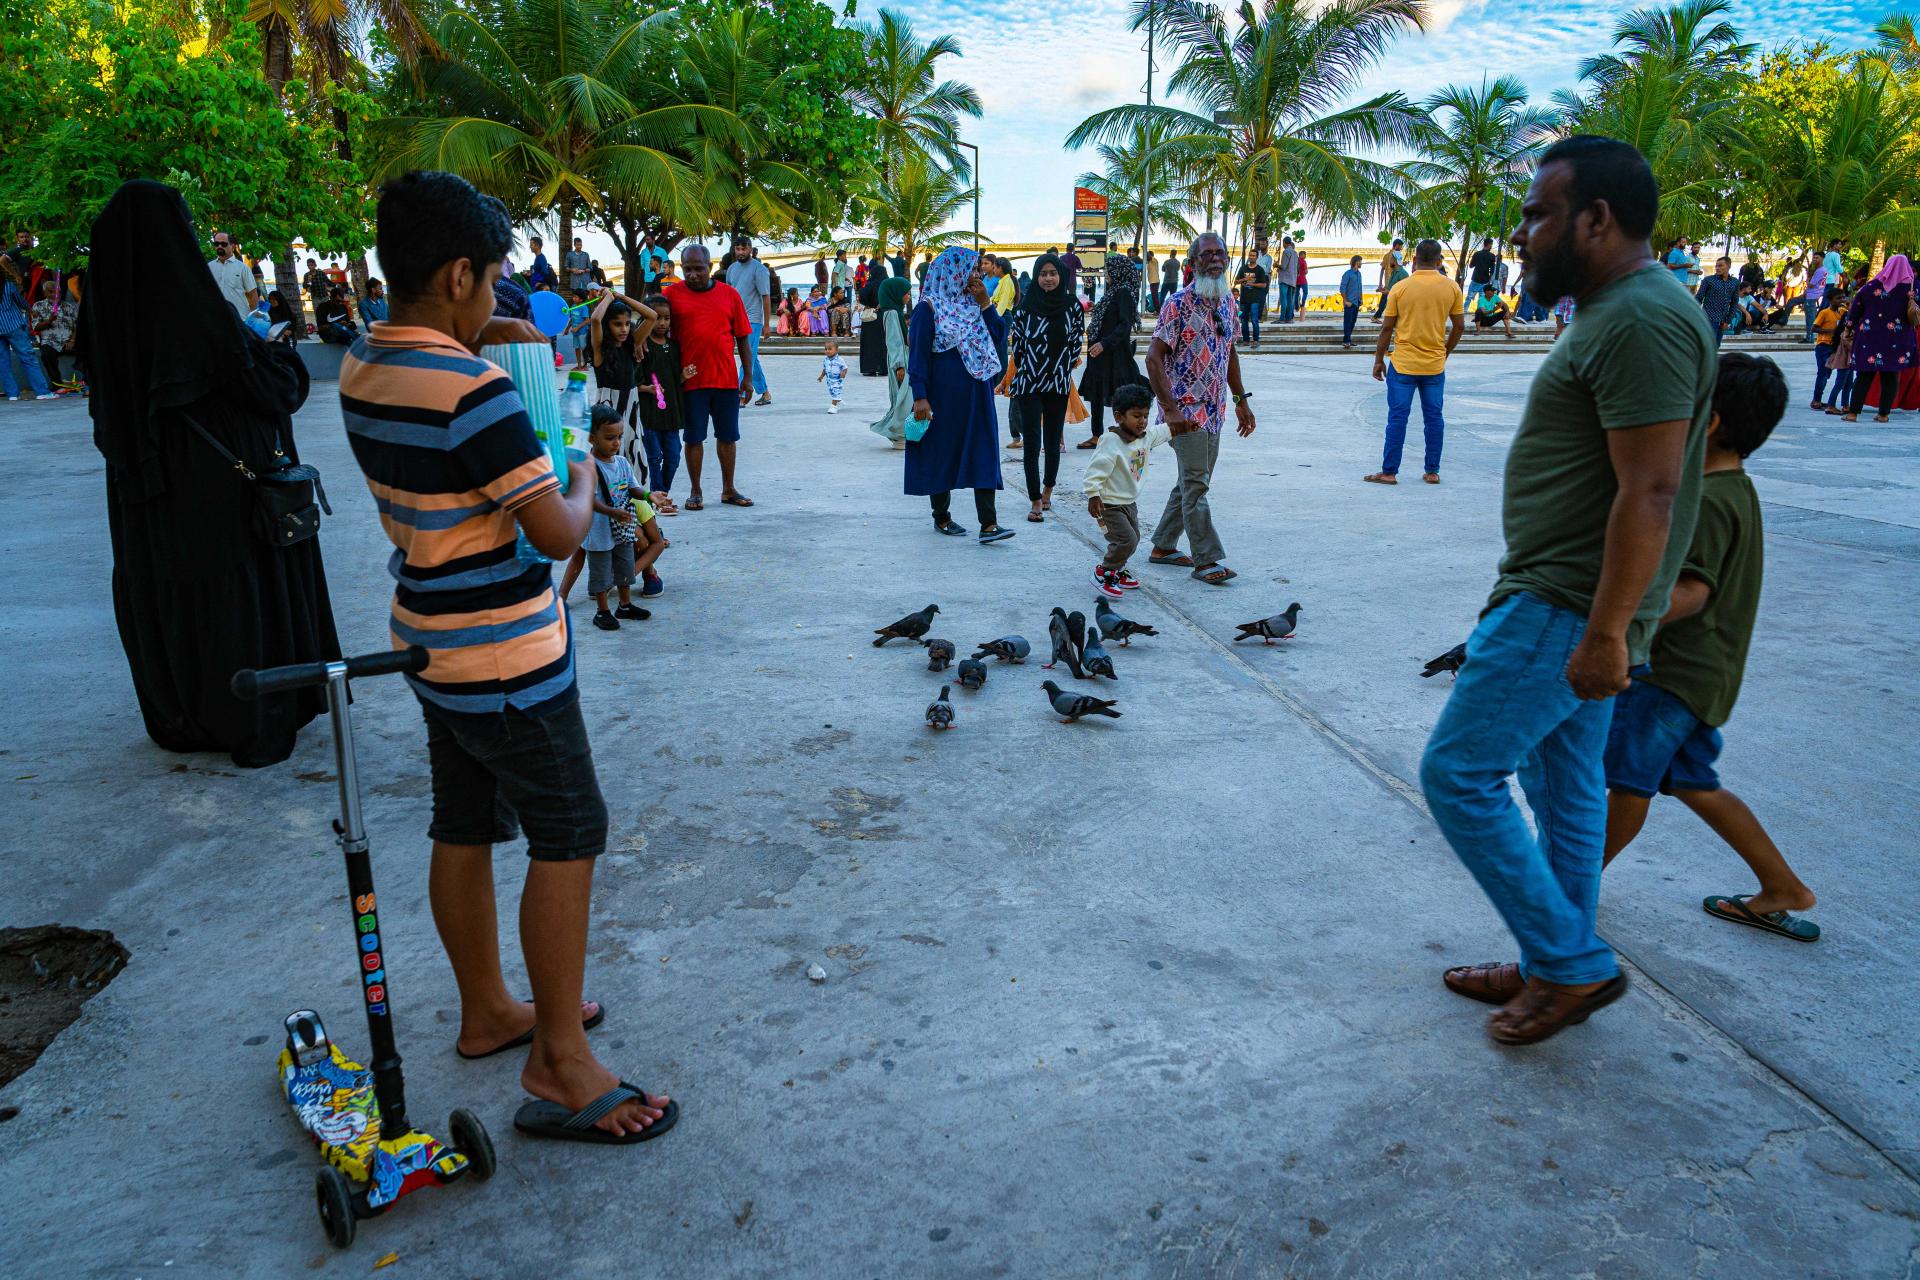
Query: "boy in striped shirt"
340 172 677 1144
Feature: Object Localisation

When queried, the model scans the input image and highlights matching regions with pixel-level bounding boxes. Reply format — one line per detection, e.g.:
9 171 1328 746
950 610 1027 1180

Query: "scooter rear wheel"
449 1107 496 1180
316 1165 357 1248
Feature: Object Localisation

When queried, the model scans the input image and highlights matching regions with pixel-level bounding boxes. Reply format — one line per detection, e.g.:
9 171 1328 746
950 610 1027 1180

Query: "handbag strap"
182 412 257 481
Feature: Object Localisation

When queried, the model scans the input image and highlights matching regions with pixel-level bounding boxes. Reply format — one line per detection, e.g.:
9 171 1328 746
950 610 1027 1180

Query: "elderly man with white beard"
1144 231 1258 586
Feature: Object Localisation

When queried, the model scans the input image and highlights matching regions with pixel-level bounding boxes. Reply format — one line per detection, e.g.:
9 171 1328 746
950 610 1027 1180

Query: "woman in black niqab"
79 180 340 767
858 259 890 377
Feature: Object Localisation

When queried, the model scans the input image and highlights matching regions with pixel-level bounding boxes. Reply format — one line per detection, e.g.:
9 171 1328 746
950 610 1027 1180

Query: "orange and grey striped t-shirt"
340 324 573 717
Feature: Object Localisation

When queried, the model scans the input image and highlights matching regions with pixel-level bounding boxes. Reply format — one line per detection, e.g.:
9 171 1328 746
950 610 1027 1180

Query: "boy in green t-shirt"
1601 353 1818 941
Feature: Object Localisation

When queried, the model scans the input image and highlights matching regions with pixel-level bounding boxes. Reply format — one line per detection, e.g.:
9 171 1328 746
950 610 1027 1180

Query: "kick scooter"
234 646 494 1248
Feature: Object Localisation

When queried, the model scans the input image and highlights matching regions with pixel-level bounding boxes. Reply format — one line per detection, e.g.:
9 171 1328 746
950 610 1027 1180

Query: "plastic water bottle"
560 371 590 446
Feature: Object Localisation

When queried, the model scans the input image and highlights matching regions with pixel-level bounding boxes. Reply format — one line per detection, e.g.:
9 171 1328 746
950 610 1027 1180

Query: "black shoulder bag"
185 413 331 548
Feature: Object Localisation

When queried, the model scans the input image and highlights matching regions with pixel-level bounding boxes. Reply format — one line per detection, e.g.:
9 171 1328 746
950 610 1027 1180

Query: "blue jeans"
1813 345 1836 404
1419 593 1620 985
1341 303 1360 345
0 326 51 397
1516 291 1547 323
1239 294 1262 344
1381 364 1444 475
745 321 768 397
642 425 682 496
1830 367 1855 406
1278 283 1295 322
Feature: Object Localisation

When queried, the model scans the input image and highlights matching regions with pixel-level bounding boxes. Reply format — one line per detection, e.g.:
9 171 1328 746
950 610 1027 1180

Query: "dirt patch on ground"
0 926 129 1088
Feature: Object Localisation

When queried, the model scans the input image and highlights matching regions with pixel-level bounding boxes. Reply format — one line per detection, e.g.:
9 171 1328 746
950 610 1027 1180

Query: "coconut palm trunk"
258 18 306 337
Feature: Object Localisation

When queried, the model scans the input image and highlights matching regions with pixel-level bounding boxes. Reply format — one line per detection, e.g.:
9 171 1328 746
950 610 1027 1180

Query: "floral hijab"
924 246 1001 382
1087 253 1142 341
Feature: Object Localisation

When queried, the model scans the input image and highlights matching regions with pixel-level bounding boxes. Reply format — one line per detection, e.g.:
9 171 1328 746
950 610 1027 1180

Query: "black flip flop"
513 1080 679 1145
1703 894 1820 942
457 1000 606 1060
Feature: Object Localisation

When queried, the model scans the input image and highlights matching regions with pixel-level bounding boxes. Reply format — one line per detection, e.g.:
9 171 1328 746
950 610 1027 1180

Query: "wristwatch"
1233 391 1253 404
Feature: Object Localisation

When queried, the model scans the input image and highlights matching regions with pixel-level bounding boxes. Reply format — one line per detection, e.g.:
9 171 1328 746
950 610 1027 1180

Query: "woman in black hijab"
1006 252 1084 520
79 180 340 767
1076 254 1145 448
858 259 890 376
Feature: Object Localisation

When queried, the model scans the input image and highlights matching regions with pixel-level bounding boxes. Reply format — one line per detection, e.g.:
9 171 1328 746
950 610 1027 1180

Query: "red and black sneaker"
1113 569 1142 591
1091 567 1125 600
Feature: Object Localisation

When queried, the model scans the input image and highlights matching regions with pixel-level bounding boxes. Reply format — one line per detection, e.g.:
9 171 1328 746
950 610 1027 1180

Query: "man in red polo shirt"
663 244 755 510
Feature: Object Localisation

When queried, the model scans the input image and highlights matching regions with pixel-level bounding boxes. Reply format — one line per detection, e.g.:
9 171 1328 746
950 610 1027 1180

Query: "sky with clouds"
892 0 1890 246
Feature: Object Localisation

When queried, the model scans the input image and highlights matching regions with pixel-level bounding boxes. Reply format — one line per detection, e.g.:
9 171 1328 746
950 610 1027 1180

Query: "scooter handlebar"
231 646 429 701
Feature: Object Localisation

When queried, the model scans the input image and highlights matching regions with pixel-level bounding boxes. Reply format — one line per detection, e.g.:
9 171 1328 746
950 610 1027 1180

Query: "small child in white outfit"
818 341 848 414
1083 384 1196 599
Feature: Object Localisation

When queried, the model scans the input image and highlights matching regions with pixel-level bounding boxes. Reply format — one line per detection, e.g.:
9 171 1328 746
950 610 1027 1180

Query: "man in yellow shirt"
1366 239 1464 484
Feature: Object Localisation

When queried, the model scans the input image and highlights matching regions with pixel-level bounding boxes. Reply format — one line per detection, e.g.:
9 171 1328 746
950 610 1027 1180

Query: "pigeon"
874 604 939 646
1081 626 1117 680
1094 599 1157 646
1233 603 1302 644
1066 610 1088 669
1042 680 1121 722
1043 608 1085 678
1421 642 1468 679
923 638 955 671
956 658 987 690
973 635 1030 664
925 685 955 730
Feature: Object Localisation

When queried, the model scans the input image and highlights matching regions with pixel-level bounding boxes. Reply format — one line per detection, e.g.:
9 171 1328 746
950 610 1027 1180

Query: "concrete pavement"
0 349 1916 1277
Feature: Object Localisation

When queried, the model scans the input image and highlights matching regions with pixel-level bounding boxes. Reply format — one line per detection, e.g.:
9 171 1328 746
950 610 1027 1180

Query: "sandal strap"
563 1084 645 1130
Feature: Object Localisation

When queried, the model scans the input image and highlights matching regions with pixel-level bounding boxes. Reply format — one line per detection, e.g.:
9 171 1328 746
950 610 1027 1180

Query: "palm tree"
1576 0 1754 93
1074 121 1201 247
1873 12 1920 75
670 8 831 238
376 0 734 250
852 154 979 274
1066 0 1426 246
1403 76 1554 281
845 9 983 181
1741 58 1920 250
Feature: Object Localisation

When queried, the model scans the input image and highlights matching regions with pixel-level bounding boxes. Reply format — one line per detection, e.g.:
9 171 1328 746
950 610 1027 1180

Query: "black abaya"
81 181 341 767
859 267 889 376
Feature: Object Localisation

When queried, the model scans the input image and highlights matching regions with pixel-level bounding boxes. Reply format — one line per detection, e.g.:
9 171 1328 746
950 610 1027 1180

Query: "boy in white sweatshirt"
1084 383 1197 599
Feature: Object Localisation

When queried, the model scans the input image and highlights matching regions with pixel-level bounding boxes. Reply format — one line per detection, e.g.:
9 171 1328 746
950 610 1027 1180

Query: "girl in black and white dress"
1006 252 1084 522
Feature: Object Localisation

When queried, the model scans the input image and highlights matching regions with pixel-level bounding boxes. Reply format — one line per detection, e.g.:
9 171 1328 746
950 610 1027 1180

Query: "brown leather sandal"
1442 961 1524 1006
1488 973 1628 1046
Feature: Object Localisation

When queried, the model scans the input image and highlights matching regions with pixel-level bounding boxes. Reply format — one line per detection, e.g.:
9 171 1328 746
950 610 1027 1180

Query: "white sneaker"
828 404 839 414
36 393 59 401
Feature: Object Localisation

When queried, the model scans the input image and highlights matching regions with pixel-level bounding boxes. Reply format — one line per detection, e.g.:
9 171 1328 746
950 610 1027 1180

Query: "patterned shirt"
341 325 573 718
1152 287 1238 433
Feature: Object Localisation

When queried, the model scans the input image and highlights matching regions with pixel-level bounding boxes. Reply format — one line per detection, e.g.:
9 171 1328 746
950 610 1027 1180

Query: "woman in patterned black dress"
1006 252 1084 522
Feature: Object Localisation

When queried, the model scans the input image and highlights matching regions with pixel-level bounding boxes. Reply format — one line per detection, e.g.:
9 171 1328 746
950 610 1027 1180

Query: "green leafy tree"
1403 75 1553 281
1073 121 1201 246
1066 0 1426 245
850 153 978 272
1872 11 1920 75
844 8 983 181
376 0 732 250
1575 0 1755 91
0 0 363 263
1739 57 1920 252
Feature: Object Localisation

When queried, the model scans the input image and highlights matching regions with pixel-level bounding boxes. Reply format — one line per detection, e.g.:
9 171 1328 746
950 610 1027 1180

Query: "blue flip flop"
1703 894 1820 943
513 1081 680 1145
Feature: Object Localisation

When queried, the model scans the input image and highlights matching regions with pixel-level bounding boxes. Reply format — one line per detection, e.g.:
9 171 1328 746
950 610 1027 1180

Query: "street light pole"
957 140 981 257
1138 0 1154 254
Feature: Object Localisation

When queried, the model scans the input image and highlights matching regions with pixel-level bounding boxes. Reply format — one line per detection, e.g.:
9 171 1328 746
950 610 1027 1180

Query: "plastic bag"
480 341 575 565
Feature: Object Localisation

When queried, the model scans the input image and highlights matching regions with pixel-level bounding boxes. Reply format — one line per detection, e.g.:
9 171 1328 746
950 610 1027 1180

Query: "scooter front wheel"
316 1165 357 1248
449 1108 496 1181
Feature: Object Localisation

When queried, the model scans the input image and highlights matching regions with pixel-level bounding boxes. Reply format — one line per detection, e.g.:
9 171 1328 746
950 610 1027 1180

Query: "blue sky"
896 0 1890 244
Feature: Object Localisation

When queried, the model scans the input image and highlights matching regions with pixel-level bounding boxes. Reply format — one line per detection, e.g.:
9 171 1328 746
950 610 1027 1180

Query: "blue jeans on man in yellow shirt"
1381 362 1445 476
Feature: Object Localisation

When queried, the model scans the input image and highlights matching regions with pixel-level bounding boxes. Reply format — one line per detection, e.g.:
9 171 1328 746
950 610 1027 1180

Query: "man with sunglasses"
206 230 259 320
1144 231 1256 587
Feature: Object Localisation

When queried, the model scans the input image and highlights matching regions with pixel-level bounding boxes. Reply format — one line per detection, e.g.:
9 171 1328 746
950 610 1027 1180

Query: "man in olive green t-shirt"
1420 137 1716 1047
1366 239 1464 483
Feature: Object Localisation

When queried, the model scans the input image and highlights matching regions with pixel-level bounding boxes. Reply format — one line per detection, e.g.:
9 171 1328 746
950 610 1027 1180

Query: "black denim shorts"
419 696 608 861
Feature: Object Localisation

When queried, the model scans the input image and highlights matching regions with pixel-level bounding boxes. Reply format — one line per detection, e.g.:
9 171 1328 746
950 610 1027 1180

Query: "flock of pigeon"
870 595 1307 731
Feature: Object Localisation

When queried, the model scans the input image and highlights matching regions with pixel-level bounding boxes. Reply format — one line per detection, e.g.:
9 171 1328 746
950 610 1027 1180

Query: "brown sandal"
1487 974 1629 1046
1363 472 1397 485
1442 961 1524 1006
